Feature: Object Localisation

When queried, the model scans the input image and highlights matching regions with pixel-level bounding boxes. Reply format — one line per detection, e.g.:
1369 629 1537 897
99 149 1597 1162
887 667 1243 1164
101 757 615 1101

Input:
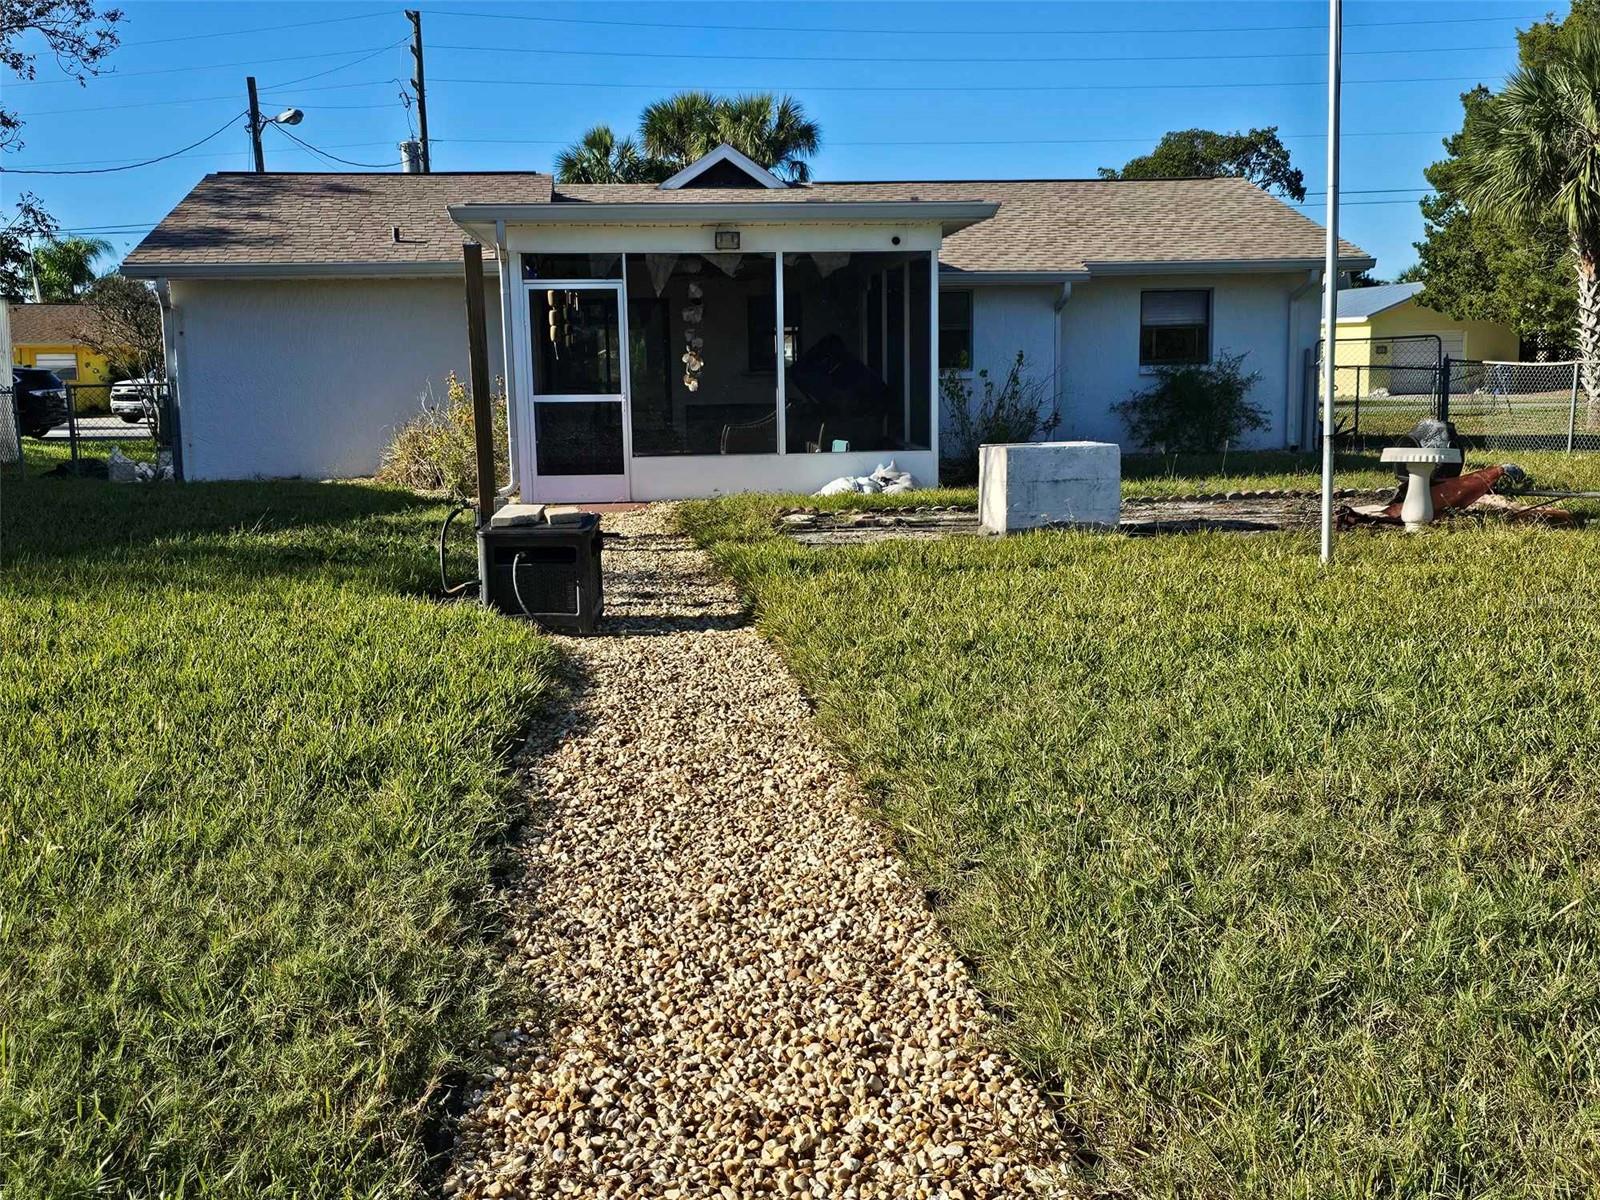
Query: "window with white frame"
35 352 78 381
1140 290 1210 366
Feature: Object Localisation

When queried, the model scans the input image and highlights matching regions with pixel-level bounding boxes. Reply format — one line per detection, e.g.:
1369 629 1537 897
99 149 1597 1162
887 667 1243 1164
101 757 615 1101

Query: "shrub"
378 372 508 498
1113 350 1266 452
941 351 1060 482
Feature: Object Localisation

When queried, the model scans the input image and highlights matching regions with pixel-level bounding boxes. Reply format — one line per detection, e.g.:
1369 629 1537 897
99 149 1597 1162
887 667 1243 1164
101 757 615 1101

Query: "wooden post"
246 76 264 172
462 243 496 523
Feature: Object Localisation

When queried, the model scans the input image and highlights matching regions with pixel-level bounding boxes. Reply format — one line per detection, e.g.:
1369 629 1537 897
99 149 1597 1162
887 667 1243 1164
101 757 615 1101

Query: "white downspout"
493 220 519 498
1285 268 1321 450
1053 281 1073 432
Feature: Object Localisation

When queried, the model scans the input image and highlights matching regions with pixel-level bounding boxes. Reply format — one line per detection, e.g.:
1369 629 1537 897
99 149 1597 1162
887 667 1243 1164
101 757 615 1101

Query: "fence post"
66 383 80 473
1568 362 1580 453
1438 356 1451 425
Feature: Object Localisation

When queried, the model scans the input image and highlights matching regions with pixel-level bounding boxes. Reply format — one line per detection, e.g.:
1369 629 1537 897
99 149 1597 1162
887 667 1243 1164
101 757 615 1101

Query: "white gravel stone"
445 506 1070 1198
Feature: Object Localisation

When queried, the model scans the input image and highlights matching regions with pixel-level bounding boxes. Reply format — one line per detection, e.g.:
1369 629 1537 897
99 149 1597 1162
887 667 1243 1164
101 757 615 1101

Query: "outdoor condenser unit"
478 515 604 634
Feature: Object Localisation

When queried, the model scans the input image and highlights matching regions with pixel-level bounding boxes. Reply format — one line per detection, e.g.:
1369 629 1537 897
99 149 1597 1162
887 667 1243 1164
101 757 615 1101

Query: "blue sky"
4 0 1555 275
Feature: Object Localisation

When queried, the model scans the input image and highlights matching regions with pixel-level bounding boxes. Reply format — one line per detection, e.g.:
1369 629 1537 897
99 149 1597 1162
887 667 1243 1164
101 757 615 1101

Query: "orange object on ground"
1379 465 1506 520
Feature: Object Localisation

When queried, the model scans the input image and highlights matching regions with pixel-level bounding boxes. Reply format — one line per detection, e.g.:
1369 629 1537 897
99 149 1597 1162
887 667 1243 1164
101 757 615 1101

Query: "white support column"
775 252 787 455
929 250 940 480
495 221 520 497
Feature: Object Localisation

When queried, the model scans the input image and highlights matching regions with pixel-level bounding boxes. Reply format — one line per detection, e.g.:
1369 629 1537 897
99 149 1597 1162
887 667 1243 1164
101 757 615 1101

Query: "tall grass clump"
378 371 509 497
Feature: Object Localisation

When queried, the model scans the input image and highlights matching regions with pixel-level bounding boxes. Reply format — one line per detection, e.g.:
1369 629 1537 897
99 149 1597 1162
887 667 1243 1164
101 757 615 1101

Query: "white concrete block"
978 441 1121 533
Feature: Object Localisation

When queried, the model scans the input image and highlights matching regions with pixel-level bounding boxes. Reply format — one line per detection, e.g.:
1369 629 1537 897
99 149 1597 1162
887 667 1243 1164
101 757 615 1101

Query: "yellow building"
9 302 113 384
1333 282 1519 366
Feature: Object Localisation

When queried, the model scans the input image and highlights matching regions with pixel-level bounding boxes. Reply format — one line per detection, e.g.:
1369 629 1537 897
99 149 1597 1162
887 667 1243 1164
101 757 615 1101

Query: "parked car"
11 366 69 439
109 378 161 424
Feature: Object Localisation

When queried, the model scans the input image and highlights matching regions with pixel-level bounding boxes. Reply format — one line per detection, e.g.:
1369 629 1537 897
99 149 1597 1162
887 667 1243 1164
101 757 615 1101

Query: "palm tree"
712 93 820 183
31 235 111 301
638 91 721 167
638 90 820 181
553 125 670 185
1459 29 1600 402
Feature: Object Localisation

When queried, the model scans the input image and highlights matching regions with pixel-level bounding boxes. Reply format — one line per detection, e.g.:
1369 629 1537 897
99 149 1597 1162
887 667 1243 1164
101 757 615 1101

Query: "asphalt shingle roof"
8 302 102 345
124 172 1370 275
123 172 553 270
1337 280 1423 320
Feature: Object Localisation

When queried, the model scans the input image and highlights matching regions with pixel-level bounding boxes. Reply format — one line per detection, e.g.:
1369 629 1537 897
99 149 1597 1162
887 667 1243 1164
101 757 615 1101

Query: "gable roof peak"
659 144 788 191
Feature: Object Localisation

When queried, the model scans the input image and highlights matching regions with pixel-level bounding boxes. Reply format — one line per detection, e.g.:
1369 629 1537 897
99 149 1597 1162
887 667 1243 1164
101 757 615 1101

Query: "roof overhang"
1082 255 1377 276
121 259 500 281
938 269 1090 287
449 200 999 242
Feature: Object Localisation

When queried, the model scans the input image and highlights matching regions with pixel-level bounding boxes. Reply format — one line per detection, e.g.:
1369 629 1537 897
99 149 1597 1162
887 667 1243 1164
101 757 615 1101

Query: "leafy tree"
556 91 821 184
1098 127 1306 201
0 192 55 300
1413 3 1598 357
1 0 123 152
79 273 162 379
30 234 110 300
553 125 670 184
1455 23 1600 400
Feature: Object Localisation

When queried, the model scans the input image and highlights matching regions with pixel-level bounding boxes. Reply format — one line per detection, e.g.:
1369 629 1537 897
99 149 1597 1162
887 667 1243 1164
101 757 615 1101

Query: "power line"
123 11 391 47
423 8 1545 37
428 40 1514 66
0 112 245 175
6 44 401 88
10 141 398 171
269 124 396 169
428 73 1494 95
267 41 409 90
432 130 1452 149
24 77 394 118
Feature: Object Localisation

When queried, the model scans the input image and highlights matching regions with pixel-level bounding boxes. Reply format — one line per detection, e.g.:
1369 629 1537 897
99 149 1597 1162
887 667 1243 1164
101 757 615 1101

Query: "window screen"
939 290 973 370
1140 290 1210 366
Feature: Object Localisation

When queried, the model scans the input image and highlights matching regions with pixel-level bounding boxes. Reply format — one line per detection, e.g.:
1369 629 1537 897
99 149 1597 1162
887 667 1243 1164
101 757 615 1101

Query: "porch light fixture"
714 230 740 251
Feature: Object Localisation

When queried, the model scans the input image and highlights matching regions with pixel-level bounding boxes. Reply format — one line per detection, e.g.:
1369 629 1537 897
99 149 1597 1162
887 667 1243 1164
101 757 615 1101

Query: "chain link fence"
1311 335 1445 448
53 382 180 478
0 379 19 467
1441 360 1599 452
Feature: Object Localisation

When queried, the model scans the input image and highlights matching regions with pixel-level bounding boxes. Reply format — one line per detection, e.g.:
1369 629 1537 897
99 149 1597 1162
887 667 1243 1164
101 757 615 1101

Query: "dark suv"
11 366 69 438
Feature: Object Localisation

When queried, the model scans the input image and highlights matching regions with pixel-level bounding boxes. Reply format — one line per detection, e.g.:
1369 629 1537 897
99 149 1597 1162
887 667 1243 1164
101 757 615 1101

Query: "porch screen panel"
624 253 778 455
528 287 622 394
782 251 931 453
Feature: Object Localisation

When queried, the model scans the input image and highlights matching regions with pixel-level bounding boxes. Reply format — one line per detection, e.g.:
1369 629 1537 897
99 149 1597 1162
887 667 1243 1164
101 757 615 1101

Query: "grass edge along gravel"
678 489 1600 1198
1 451 560 1197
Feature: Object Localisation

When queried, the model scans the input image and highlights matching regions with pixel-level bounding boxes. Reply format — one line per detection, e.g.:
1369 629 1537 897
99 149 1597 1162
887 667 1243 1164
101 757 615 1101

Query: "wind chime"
681 281 705 392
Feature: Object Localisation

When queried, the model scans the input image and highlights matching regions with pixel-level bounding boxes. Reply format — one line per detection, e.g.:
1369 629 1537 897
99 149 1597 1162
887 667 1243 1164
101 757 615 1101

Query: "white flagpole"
1319 0 1342 565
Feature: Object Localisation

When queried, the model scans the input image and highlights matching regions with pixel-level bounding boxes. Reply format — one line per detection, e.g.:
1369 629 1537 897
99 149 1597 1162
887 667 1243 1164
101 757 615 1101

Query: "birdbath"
1380 446 1463 531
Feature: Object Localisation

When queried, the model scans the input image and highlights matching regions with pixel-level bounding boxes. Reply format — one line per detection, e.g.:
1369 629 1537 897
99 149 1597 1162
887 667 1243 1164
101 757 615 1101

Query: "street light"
245 75 303 173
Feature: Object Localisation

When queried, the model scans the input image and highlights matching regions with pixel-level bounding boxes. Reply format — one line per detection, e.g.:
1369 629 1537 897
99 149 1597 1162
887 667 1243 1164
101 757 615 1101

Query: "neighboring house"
122 145 1372 497
9 302 112 386
1334 281 1519 367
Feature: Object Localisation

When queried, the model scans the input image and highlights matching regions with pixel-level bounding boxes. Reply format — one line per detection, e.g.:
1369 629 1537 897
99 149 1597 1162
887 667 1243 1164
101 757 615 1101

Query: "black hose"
439 502 479 598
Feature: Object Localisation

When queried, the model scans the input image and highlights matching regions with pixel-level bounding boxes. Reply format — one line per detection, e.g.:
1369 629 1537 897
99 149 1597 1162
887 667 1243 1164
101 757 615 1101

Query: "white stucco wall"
1055 271 1316 450
169 276 503 480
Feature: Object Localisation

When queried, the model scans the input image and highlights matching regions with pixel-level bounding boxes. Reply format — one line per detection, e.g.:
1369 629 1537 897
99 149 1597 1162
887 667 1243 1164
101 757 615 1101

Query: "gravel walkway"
445 506 1069 1199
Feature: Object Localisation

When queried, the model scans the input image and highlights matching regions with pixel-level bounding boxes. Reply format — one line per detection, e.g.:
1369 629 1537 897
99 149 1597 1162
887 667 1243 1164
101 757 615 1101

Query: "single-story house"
9 302 112 385
122 145 1372 500
1334 280 1518 366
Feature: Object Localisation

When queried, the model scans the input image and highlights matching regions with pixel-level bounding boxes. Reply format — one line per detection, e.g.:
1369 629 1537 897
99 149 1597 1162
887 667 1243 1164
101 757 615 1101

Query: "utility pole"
406 10 431 172
246 75 265 173
1318 0 1342 565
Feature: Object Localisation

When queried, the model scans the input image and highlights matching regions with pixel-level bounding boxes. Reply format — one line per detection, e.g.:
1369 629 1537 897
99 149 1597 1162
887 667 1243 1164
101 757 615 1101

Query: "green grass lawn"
681 484 1600 1197
1 447 557 1196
